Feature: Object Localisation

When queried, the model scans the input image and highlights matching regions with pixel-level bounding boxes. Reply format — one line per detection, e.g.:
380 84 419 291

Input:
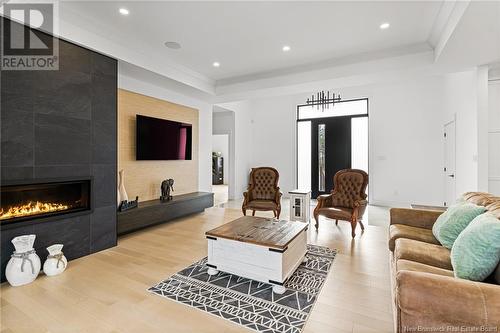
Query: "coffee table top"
205 216 308 250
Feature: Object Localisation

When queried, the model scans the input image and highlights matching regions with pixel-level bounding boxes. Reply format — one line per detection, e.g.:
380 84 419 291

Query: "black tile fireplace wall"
0 19 117 282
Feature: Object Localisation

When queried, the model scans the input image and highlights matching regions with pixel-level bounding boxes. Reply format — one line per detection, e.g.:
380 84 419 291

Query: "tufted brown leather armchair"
313 169 368 238
242 167 282 218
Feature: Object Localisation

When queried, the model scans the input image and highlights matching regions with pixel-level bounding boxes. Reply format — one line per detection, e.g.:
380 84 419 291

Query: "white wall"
212 135 229 184
213 109 235 133
345 77 446 207
118 62 213 193
250 97 299 196
242 75 449 207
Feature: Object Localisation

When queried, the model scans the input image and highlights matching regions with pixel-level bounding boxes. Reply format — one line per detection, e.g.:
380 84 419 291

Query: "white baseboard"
369 200 411 208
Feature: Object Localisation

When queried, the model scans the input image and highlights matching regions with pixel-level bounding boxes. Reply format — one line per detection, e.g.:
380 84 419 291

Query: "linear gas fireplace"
0 179 91 225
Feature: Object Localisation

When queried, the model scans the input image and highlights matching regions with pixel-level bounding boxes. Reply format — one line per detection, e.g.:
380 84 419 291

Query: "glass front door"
297 99 368 198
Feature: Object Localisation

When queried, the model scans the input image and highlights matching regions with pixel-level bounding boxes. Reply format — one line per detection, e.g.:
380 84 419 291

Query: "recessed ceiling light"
164 41 181 49
282 45 291 52
212 62 220 68
119 8 129 15
379 22 390 30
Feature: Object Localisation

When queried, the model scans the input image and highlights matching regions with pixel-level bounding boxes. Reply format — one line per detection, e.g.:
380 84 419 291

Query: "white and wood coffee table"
205 216 308 294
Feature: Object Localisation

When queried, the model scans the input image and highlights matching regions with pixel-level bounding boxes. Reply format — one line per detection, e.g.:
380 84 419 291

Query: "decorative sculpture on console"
119 196 138 212
160 179 174 201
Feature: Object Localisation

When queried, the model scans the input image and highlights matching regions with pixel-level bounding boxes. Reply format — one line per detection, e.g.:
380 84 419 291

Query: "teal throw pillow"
432 203 486 249
451 213 500 281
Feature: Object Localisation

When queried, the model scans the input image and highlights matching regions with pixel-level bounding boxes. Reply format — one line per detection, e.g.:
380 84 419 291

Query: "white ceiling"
61 1 443 82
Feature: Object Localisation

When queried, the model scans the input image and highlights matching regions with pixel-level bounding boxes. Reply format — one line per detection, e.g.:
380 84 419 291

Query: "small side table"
289 189 311 223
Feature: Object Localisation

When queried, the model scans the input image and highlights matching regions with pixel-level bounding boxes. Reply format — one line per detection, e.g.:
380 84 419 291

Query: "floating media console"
117 192 213 235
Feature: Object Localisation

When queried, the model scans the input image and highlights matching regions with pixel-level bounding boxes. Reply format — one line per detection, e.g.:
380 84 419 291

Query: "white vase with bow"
5 235 41 287
43 244 67 276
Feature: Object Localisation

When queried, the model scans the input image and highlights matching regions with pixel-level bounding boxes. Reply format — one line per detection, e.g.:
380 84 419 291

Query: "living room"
1 1 500 332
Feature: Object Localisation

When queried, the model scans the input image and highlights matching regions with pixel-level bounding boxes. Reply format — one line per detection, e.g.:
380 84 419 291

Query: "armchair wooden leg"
276 208 281 219
242 208 246 216
252 210 256 216
335 219 338 225
314 213 319 230
351 219 358 238
359 220 365 230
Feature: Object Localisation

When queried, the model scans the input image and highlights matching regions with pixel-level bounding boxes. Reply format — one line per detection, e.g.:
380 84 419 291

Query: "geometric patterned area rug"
148 244 336 333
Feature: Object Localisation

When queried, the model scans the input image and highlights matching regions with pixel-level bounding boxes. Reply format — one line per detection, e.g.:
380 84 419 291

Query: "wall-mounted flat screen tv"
136 115 192 160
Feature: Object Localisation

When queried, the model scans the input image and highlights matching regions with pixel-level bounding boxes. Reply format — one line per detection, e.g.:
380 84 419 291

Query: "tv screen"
136 115 192 160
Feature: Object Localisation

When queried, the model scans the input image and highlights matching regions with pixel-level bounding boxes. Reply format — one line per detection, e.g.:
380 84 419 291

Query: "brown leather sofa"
389 192 500 333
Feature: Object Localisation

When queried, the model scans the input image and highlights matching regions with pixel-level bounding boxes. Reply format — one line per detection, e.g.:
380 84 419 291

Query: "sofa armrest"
396 271 500 330
390 208 442 230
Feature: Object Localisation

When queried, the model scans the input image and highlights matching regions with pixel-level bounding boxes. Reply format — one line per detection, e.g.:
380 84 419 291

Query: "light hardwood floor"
0 207 393 333
212 184 229 206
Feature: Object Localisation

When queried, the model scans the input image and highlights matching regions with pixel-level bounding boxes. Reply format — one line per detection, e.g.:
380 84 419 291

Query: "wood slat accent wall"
118 89 199 201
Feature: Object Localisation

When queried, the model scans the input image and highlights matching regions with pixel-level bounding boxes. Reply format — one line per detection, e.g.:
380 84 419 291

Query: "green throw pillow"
432 203 486 249
451 213 500 281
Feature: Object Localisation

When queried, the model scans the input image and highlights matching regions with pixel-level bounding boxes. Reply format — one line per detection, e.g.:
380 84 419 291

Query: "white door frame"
444 115 457 206
488 79 500 195
212 108 236 199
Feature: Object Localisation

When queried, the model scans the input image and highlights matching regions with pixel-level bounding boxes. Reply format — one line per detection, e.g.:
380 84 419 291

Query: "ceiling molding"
118 61 215 104
432 0 471 62
216 43 432 87
213 62 478 104
214 49 440 103
428 1 456 47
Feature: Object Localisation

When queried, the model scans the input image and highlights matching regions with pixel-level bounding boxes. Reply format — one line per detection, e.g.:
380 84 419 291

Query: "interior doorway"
212 134 229 205
297 98 369 198
212 107 236 206
444 119 456 206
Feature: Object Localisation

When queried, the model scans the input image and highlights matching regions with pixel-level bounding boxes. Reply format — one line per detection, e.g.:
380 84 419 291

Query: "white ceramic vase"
5 235 41 287
118 169 128 204
43 244 67 277
117 182 121 206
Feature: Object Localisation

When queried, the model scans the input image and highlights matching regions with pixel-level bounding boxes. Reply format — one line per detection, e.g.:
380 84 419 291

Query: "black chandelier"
305 90 341 111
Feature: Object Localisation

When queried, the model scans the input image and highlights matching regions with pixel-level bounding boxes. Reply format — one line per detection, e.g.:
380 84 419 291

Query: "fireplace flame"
0 201 70 220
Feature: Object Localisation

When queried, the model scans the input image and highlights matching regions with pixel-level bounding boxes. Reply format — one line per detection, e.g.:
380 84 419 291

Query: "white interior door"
444 121 456 206
488 80 500 195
